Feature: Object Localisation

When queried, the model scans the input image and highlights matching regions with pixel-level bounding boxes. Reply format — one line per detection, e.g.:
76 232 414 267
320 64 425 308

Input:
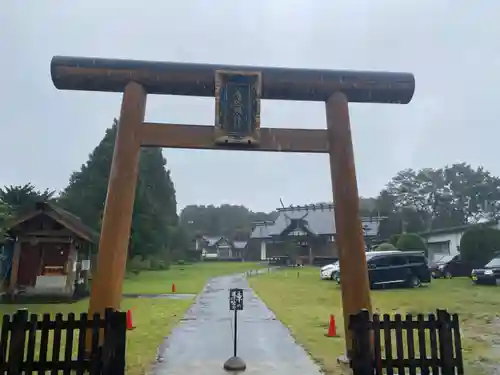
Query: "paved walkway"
151 273 323 375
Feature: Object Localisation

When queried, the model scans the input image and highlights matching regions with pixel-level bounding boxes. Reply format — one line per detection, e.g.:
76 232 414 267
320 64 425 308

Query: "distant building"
246 203 383 265
421 220 500 261
232 240 248 259
196 235 247 260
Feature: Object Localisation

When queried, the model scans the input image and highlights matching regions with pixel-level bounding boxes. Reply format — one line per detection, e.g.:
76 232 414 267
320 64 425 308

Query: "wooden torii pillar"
50 56 415 359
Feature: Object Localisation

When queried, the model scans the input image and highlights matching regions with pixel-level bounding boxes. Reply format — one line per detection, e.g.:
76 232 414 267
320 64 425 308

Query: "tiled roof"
203 236 223 246
268 204 336 237
7 202 99 243
232 241 247 249
420 220 499 237
249 221 274 239
250 203 381 239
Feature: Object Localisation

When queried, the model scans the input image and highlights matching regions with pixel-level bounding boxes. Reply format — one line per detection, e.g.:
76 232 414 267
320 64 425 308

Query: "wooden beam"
88 81 145 320
139 123 329 153
22 230 72 237
326 92 372 360
51 56 415 104
8 241 21 294
18 236 72 243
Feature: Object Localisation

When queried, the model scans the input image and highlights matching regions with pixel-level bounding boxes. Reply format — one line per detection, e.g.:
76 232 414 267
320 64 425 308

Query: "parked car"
320 261 340 280
429 254 474 278
336 250 431 289
268 256 289 266
471 255 500 286
313 256 338 267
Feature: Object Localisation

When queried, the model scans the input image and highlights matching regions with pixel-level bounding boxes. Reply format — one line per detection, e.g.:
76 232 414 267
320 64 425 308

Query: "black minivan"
429 254 474 278
336 250 431 289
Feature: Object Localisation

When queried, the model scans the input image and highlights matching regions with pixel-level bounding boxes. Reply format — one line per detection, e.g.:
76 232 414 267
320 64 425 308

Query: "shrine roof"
6 201 99 243
249 203 381 239
232 241 248 249
202 235 227 247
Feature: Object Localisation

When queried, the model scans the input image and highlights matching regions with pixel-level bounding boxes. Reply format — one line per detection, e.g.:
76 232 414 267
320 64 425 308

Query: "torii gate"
50 56 415 359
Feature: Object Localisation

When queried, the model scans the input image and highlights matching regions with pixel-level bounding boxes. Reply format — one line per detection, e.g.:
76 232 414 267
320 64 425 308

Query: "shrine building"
246 203 383 266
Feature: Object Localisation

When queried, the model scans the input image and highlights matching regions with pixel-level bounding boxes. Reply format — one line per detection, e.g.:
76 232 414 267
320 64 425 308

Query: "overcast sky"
1 1 499 213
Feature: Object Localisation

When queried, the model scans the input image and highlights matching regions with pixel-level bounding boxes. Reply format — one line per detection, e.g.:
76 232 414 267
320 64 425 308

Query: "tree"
168 226 190 261
0 201 11 238
460 226 500 266
58 119 179 261
377 163 500 238
0 183 55 215
384 169 434 233
179 204 277 239
388 234 401 247
375 191 403 239
375 243 396 251
396 233 428 253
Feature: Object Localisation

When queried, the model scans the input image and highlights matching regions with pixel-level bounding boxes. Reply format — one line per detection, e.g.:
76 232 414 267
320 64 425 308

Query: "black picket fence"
350 309 464 375
0 308 126 375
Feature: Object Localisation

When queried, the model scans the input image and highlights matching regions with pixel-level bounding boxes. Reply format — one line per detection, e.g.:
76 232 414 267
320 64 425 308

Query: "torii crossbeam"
50 56 415 359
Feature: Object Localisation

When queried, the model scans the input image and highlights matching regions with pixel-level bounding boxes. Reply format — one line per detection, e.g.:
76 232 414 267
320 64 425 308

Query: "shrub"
127 255 145 275
389 234 401 246
460 225 500 266
396 233 428 254
147 256 161 270
374 243 397 251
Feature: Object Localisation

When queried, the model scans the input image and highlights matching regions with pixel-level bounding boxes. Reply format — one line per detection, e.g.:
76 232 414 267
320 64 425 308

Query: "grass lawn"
249 267 500 375
123 261 265 294
1 261 264 375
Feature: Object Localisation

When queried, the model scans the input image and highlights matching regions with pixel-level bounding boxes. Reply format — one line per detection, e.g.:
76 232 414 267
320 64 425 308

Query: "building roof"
420 220 499 238
281 217 316 237
232 241 247 249
6 202 99 243
202 236 223 246
269 204 335 237
249 221 274 239
250 203 381 239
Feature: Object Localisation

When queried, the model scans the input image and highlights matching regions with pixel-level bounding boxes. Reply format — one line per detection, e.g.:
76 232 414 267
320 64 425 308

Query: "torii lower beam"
140 123 329 152
50 56 415 360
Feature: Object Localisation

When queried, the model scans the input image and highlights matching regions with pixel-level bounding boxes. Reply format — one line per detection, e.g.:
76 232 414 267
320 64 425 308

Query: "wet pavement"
151 273 323 375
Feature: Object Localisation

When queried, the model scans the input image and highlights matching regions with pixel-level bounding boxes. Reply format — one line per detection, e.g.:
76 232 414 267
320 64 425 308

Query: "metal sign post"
224 288 246 371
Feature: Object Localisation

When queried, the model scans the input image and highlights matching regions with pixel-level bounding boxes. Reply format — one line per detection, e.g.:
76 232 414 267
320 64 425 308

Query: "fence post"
349 309 372 375
101 308 113 375
437 309 454 375
8 309 28 375
105 310 126 375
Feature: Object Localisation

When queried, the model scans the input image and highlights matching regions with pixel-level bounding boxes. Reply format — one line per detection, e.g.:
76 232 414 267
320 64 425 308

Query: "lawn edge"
249 277 332 375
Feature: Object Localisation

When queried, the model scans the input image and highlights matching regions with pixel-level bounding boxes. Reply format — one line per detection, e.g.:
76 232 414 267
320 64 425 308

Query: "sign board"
229 288 244 311
35 275 67 289
81 260 91 271
361 221 380 237
214 70 261 146
289 229 308 237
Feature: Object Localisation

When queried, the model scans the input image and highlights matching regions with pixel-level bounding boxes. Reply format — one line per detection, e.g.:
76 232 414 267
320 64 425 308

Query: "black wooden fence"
349 309 464 375
0 308 126 374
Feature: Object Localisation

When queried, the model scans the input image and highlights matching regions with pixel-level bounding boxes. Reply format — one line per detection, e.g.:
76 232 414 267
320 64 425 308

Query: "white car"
320 261 340 280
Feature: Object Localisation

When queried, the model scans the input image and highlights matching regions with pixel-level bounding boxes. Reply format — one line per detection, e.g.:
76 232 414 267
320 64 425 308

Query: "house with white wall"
196 235 243 260
421 220 500 261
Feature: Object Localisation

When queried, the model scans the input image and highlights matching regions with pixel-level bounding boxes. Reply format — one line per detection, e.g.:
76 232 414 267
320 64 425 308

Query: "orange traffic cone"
126 309 136 330
171 283 176 293
326 314 337 337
